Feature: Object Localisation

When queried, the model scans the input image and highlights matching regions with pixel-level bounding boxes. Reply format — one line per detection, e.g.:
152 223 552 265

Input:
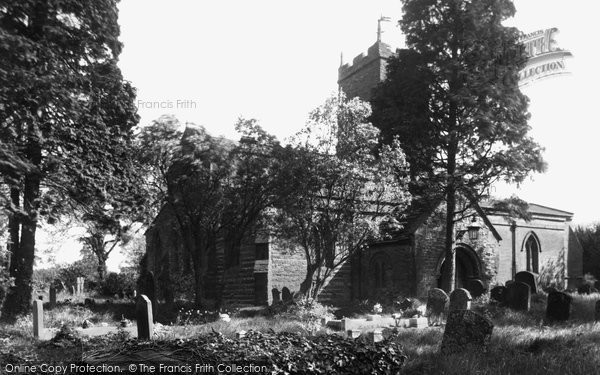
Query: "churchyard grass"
1 293 600 374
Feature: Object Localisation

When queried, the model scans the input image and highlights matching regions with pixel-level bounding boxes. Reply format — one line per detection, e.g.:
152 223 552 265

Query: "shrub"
100 272 136 297
282 298 334 334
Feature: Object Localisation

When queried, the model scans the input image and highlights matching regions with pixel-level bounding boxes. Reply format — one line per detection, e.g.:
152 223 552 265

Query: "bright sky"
40 0 600 270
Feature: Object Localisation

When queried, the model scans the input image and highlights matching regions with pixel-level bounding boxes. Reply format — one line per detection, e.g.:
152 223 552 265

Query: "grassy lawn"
1 293 600 374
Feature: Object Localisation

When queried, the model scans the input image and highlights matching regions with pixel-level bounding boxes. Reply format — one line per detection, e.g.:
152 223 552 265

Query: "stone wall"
269 239 306 304
488 214 571 288
338 41 393 101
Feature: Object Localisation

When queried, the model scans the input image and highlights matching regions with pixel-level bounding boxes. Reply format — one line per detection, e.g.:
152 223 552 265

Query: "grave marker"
368 329 383 343
136 294 154 340
490 286 507 304
515 271 537 294
33 300 43 339
466 279 486 298
426 288 449 325
506 281 530 311
546 291 572 322
441 310 493 355
449 288 472 311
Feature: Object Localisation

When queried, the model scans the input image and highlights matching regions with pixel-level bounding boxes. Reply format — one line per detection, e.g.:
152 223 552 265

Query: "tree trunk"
440 186 456 293
97 255 108 282
299 263 318 298
2 167 41 320
0 188 20 320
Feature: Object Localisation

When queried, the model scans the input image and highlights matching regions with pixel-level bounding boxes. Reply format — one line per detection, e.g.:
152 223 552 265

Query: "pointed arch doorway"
437 245 482 290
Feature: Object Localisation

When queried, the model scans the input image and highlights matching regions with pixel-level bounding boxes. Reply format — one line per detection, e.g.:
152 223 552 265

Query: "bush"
280 298 334 334
100 272 136 297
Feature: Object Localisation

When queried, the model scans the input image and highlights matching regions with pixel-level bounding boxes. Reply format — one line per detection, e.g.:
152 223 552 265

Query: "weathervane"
377 16 391 42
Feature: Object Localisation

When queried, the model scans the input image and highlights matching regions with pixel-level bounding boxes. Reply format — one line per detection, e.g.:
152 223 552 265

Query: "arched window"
523 233 541 273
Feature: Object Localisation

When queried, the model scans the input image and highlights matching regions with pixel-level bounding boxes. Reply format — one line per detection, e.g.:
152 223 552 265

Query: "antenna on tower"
377 15 391 42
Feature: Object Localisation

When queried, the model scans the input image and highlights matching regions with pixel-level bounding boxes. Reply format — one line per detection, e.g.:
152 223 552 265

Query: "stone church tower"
338 40 393 101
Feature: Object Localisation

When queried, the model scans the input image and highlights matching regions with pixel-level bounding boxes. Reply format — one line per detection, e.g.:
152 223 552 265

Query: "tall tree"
134 115 184 222
371 0 545 292
165 120 296 305
0 1 138 320
273 94 411 299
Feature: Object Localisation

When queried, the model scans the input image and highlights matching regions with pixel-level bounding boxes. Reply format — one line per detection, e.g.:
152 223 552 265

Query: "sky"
41 0 600 270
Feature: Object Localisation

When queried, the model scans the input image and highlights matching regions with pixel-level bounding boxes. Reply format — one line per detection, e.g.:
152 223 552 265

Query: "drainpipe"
510 220 517 279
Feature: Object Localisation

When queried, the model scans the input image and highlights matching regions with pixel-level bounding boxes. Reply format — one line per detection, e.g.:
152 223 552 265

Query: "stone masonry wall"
489 215 571 288
338 42 393 101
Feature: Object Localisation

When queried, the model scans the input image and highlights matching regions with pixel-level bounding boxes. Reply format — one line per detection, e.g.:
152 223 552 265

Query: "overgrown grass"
2 292 600 374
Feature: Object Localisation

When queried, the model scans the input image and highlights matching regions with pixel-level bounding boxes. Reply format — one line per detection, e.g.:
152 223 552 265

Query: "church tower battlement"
338 41 393 101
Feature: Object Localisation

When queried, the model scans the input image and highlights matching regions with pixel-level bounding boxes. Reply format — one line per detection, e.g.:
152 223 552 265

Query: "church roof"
480 201 573 219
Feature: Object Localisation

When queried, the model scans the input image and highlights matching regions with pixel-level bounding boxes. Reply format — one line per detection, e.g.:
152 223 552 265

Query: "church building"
141 38 583 308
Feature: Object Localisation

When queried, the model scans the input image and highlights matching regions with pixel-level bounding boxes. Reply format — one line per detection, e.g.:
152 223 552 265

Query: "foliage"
574 223 600 280
281 298 334 335
134 115 184 222
273 93 411 298
371 0 546 292
56 255 98 292
538 248 565 291
0 0 140 319
100 272 136 297
82 330 406 374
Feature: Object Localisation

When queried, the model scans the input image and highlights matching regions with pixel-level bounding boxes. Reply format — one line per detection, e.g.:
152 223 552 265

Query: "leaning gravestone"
440 310 493 355
506 282 530 311
466 279 486 298
449 288 472 311
33 300 43 339
136 294 154 340
546 291 572 322
490 286 507 304
427 288 449 325
515 271 537 294
595 301 600 321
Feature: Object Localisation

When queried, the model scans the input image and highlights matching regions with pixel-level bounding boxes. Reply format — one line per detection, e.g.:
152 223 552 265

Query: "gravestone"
546 291 572 322
271 288 281 304
281 287 293 303
449 288 472 311
440 310 493 355
368 329 383 343
71 286 76 295
140 271 156 320
76 277 85 295
49 286 57 308
515 271 537 294
595 301 600 321
33 300 43 339
347 329 361 339
466 279 486 298
490 286 507 304
426 288 449 325
136 294 154 340
506 282 530 311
